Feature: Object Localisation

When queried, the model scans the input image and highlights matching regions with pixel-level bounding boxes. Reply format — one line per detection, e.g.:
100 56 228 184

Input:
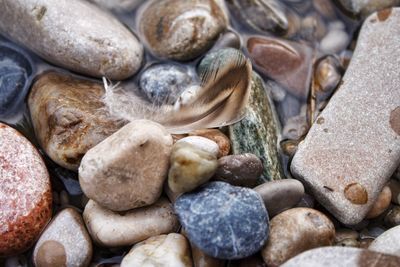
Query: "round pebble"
215 153 263 187
0 123 52 257
175 182 269 259
140 64 194 105
139 0 227 60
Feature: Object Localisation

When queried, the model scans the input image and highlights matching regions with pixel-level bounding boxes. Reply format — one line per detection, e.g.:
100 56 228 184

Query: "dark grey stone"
140 64 194 105
174 181 269 260
0 44 32 115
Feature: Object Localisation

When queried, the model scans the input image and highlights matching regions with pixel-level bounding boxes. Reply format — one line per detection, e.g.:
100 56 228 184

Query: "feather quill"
102 50 252 134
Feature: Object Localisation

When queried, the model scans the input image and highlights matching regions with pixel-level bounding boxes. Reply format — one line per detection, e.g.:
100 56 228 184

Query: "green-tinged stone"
228 72 284 182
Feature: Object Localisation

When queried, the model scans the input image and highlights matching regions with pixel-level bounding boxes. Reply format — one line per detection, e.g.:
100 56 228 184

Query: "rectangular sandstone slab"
291 8 400 225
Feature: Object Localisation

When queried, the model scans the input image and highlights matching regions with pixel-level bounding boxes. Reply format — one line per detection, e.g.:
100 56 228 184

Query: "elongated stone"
281 247 400 267
291 8 400 224
0 0 143 79
229 72 284 182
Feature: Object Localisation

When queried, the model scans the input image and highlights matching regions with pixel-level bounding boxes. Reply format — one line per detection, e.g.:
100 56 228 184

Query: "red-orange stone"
0 122 52 257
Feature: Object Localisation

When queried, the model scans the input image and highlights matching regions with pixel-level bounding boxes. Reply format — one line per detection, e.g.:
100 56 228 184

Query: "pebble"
254 179 305 217
189 129 231 158
121 234 192 267
175 182 269 259
314 55 342 92
215 154 263 187
261 208 335 267
168 142 218 194
320 27 350 54
139 0 227 61
87 0 143 12
291 8 400 225
388 179 400 204
335 238 359 248
0 44 32 116
0 0 143 79
337 0 400 17
369 225 400 256
28 72 123 171
384 205 400 227
229 73 285 181
0 123 52 257
79 120 173 211
247 36 313 99
281 247 400 267
366 186 392 219
140 64 195 105
176 136 220 158
33 208 92 267
83 198 179 247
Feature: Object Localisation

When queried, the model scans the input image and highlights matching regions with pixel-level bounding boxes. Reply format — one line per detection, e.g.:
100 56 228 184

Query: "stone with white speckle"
33 208 93 267
291 8 400 225
174 181 269 260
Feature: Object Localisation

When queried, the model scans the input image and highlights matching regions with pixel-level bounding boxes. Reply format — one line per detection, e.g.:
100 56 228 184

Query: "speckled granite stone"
291 8 400 225
229 72 284 182
281 247 400 267
174 182 269 259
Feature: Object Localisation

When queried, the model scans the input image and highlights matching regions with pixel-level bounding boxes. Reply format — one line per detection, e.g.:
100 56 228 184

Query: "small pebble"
168 142 218 194
366 186 392 219
121 234 192 267
175 182 269 259
335 238 359 248
320 28 349 54
384 205 400 228
79 120 173 211
254 179 305 217
215 153 263 187
176 136 220 158
261 208 335 267
189 129 231 157
83 198 179 247
33 208 92 267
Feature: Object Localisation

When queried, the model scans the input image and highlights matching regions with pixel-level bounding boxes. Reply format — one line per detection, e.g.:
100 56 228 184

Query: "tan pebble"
366 186 391 219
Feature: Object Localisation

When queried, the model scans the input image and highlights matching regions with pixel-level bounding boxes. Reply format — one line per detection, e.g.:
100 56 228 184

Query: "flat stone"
28 72 123 171
291 8 400 225
261 208 335 267
254 179 305 217
79 120 173 211
229 72 284 182
83 198 179 247
337 0 400 17
369 225 400 256
215 153 263 187
121 234 192 267
281 247 400 267
0 0 143 79
139 0 227 61
0 123 52 257
175 182 269 259
168 142 218 194
0 44 32 116
33 208 92 267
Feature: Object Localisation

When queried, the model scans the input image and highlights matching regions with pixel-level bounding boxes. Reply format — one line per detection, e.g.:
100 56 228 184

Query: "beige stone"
366 186 392 218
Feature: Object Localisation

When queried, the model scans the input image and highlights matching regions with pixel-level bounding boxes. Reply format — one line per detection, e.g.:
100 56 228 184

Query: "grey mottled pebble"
140 64 195 105
174 182 269 260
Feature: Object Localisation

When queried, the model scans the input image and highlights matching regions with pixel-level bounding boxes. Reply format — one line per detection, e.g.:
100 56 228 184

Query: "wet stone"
261 208 335 267
247 36 313 99
370 225 400 256
79 120 173 211
229 72 285 182
254 179 305 217
214 153 263 187
140 64 195 105
139 0 228 61
290 8 400 225
175 182 269 259
28 71 124 171
33 208 92 267
0 123 52 257
281 247 400 267
0 44 32 116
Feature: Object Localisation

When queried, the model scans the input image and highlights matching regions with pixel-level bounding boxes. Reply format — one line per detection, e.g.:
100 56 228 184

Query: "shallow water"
0 0 364 265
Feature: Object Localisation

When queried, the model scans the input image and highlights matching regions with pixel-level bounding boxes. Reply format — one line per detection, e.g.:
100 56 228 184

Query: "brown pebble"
366 186 391 218
36 241 66 267
189 129 231 157
344 183 368 205
390 107 400 135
